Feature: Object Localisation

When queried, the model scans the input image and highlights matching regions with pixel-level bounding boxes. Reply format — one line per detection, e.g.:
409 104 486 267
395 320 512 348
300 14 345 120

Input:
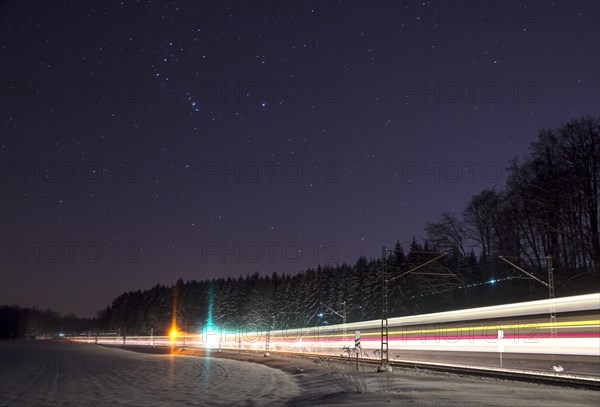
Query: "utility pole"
343 301 346 346
264 315 274 357
547 257 559 371
262 310 299 357
379 247 390 372
218 327 223 353
498 255 561 372
379 247 455 372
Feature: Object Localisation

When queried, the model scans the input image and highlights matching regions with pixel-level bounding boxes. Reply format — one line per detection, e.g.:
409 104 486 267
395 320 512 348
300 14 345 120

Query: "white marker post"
498 329 504 367
355 331 361 370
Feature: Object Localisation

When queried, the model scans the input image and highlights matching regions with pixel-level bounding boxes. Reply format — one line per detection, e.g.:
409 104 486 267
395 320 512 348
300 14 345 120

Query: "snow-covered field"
1 341 598 406
0 341 300 406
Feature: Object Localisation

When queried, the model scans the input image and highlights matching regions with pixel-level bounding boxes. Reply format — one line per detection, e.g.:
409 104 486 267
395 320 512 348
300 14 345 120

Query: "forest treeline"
3 116 599 339
0 305 97 339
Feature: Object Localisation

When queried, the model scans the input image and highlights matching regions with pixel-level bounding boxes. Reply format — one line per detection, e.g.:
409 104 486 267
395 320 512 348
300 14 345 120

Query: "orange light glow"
170 329 177 338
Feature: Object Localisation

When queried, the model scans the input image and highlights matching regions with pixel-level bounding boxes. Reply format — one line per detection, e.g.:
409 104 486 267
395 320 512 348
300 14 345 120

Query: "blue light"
488 279 497 285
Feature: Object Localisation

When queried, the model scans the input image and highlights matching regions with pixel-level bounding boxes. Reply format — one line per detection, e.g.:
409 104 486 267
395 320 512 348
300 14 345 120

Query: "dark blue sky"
1 0 599 316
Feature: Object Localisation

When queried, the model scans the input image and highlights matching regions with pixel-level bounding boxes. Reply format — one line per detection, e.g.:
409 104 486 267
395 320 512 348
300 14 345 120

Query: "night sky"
1 1 598 317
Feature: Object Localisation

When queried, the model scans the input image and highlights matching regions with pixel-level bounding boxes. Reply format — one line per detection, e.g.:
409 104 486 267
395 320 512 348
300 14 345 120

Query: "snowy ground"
0 341 300 406
1 341 598 406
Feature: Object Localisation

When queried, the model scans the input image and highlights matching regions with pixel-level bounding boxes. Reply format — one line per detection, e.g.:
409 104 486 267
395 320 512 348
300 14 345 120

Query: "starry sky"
1 1 598 317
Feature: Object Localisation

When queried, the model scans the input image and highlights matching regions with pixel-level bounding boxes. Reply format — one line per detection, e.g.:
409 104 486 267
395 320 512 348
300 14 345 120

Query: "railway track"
268 350 600 390
72 293 600 391
106 344 600 390
247 349 600 390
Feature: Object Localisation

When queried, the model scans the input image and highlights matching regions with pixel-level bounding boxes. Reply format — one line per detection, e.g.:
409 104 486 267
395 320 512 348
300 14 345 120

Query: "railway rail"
69 293 600 389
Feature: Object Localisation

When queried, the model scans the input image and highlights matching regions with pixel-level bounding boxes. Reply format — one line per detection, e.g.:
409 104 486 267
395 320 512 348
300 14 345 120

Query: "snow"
205 351 600 407
0 341 300 406
1 341 598 406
